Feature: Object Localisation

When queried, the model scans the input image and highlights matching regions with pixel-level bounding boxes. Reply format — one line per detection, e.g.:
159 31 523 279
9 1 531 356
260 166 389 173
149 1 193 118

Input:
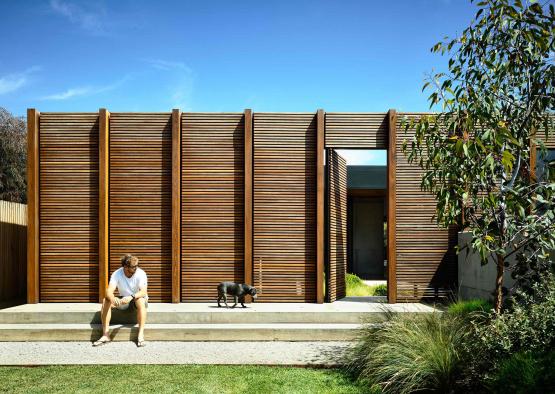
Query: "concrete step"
0 310 380 325
0 323 368 342
0 299 436 325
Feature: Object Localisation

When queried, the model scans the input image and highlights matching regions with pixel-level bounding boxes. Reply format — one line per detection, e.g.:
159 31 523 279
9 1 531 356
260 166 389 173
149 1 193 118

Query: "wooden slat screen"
325 113 388 149
109 113 172 302
253 113 317 302
0 200 27 302
537 117 555 148
544 133 555 148
326 149 347 302
395 113 457 301
181 113 245 302
39 113 99 302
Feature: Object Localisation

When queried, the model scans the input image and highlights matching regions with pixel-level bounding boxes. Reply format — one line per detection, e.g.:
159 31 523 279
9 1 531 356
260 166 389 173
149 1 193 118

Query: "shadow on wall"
0 219 27 305
457 232 515 301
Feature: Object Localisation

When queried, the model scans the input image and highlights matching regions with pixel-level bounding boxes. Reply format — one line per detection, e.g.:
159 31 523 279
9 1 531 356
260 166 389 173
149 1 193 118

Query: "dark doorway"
349 196 386 279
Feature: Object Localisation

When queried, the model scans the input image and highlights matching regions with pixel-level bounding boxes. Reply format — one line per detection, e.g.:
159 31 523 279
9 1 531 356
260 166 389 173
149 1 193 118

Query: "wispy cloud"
42 87 91 100
143 59 192 72
50 0 107 35
41 74 132 100
143 59 195 110
0 66 41 95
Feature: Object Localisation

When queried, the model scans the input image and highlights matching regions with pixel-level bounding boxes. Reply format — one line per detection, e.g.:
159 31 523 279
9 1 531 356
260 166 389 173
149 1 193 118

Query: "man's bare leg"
100 297 113 339
136 297 147 345
93 297 114 346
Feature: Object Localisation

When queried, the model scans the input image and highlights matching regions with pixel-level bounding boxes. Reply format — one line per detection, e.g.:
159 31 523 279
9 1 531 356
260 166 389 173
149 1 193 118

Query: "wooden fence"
0 200 27 302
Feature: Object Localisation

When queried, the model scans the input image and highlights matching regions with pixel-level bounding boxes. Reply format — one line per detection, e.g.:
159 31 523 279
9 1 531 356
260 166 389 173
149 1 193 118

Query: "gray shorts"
115 296 148 311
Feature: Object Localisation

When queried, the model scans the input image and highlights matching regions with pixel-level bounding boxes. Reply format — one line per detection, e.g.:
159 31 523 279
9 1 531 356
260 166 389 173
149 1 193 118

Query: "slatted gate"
253 113 317 302
39 113 99 302
109 113 173 302
181 113 245 302
326 149 347 302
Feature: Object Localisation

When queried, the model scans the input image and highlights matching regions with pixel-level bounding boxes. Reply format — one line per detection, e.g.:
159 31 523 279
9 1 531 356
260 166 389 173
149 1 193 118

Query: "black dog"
217 282 257 308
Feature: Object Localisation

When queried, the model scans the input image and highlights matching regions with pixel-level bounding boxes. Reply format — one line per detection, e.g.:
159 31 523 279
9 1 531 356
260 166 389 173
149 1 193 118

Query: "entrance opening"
347 165 386 281
326 149 387 301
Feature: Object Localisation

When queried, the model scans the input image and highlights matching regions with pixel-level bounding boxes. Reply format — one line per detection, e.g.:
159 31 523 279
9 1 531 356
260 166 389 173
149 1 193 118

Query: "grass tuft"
447 299 493 316
489 351 555 393
346 273 387 297
345 312 468 394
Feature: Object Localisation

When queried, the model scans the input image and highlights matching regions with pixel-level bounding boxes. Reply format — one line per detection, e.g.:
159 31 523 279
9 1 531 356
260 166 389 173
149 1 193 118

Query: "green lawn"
346 273 387 297
0 365 367 394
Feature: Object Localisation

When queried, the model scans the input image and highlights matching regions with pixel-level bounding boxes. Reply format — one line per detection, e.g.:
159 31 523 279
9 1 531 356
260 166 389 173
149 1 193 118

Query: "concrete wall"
458 232 516 301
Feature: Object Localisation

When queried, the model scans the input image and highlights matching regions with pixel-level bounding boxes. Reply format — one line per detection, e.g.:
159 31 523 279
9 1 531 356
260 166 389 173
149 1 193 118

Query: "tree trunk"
495 253 504 313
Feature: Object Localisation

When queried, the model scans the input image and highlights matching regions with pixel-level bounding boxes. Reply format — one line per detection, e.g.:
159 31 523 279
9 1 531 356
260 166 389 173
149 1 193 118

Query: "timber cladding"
39 113 99 302
109 113 173 302
544 132 555 148
395 113 457 301
28 109 467 303
326 149 347 302
253 113 317 302
325 113 388 149
181 113 245 302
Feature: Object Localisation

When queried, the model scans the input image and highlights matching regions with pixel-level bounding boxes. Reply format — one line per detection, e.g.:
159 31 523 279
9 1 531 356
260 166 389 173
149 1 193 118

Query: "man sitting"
93 254 148 347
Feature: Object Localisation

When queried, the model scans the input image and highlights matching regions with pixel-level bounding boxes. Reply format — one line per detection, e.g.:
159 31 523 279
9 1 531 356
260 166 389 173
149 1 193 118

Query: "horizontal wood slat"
326 149 347 302
181 113 245 302
254 113 317 302
109 113 172 302
325 113 388 149
39 113 99 302
543 133 555 149
395 113 457 302
537 116 555 148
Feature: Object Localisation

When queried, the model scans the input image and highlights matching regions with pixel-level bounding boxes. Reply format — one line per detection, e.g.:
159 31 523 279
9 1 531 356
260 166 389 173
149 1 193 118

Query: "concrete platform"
0 298 438 342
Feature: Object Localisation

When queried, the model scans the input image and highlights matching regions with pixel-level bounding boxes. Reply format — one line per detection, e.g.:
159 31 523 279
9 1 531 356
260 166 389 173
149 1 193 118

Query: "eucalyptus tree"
402 0 554 312
0 107 27 203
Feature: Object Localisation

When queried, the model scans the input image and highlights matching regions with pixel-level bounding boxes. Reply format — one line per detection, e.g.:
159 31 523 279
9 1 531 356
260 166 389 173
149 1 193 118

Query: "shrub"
472 274 555 360
447 299 493 316
345 312 468 393
346 273 364 288
373 284 387 296
489 351 555 394
456 274 555 390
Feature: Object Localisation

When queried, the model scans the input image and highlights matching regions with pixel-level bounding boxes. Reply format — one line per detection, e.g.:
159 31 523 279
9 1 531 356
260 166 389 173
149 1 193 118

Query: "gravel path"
0 341 353 366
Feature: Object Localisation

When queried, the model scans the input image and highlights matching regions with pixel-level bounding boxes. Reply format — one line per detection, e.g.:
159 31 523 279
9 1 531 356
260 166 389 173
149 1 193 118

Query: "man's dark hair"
120 254 139 267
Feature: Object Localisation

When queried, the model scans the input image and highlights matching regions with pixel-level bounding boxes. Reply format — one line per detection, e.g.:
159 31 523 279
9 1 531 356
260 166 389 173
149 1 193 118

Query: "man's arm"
133 285 148 299
120 285 147 305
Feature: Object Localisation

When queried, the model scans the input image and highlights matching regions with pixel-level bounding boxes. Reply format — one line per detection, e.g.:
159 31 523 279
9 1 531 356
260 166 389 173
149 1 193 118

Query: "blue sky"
0 0 477 164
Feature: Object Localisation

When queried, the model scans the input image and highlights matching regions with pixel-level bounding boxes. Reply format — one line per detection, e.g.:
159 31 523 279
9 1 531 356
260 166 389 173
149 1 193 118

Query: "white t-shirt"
109 267 148 297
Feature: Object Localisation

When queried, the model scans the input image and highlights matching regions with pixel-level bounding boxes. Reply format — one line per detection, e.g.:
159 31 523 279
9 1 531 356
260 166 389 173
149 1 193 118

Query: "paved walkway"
0 341 352 366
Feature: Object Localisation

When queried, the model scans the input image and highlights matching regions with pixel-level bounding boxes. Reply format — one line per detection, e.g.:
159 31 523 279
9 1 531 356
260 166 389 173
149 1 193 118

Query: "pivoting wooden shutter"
253 113 317 302
395 113 457 301
181 113 245 302
39 113 99 302
109 113 173 302
326 149 347 302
